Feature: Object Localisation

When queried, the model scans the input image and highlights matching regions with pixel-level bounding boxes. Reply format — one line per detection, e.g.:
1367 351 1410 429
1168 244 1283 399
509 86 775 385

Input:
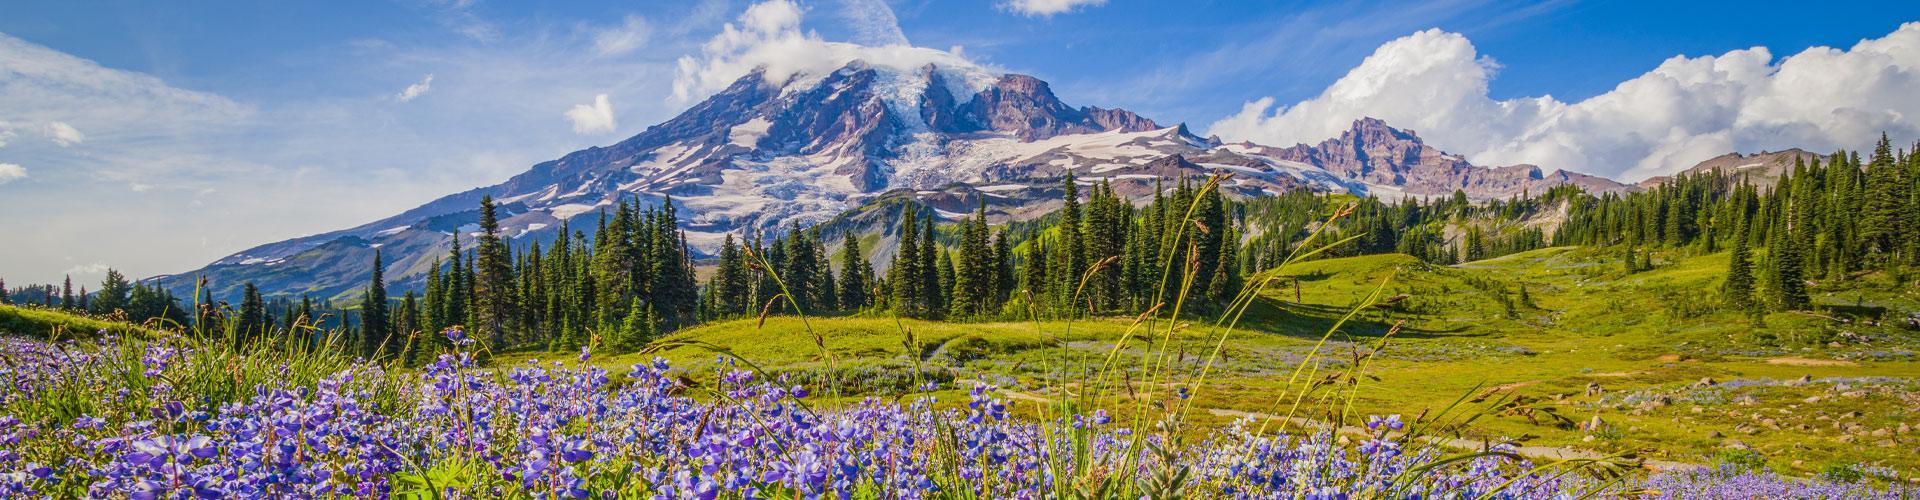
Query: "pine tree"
1723 215 1756 311
238 282 268 346
60 275 74 311
615 298 651 353
949 200 991 318
890 204 924 317
714 234 750 316
1057 172 1087 307
838 233 870 310
362 251 391 359
473 196 516 347
991 228 1014 311
398 291 421 366
920 217 945 317
1861 133 1907 260
782 227 817 311
91 269 132 316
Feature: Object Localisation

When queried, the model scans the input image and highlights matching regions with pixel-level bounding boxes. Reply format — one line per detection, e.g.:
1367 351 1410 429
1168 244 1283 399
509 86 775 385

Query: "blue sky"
2 0 1918 285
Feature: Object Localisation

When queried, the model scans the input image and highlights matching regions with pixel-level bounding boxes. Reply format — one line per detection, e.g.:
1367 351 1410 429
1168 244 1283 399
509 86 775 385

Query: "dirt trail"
987 385 1694 472
1765 357 1856 367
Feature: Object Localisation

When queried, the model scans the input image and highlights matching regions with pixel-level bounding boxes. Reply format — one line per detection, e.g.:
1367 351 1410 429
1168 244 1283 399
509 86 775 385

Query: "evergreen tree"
361 251 391 359
238 282 268 345
91 269 132 316
991 228 1014 311
398 291 421 365
949 200 991 317
838 233 870 310
1056 172 1087 306
1723 215 1756 311
890 204 924 317
1861 133 1908 261
714 234 750 316
473 196 516 346
60 275 74 311
782 227 818 311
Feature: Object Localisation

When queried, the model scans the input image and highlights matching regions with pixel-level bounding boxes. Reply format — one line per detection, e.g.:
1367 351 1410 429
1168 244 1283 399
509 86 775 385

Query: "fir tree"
1723 215 1756 311
890 204 924 317
91 269 132 316
238 282 268 346
838 232 870 310
473 196 516 347
361 251 391 359
714 234 750 316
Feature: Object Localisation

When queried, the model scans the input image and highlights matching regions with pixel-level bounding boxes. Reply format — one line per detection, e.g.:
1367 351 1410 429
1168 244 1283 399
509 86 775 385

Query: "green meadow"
526 246 1920 477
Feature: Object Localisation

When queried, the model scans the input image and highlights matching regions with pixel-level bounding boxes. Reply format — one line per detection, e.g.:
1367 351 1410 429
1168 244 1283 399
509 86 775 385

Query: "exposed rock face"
956 74 1159 140
1638 149 1823 188
1231 118 1632 200
153 63 1637 302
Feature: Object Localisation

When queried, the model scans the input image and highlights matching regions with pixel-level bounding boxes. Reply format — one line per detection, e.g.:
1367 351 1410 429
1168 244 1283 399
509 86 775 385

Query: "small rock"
1582 435 1597 442
1586 415 1607 431
1879 440 1898 448
1734 395 1758 406
1697 377 1718 387
1842 391 1867 398
1707 430 1725 439
1899 423 1912 434
1842 411 1863 419
1804 396 1824 403
1723 439 1750 450
1762 418 1781 430
1838 435 1857 443
1691 406 1705 414
1586 382 1604 396
1788 375 1813 386
1872 428 1891 437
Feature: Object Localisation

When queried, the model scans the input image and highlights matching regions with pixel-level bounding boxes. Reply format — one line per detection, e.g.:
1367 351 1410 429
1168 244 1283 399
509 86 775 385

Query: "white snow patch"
728 118 772 148
547 202 607 221
375 226 410 236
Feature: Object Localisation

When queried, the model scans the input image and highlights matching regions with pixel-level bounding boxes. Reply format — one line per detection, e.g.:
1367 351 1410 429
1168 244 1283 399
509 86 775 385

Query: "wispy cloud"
1000 0 1107 18
45 121 84 146
839 0 909 46
0 163 25 185
591 15 654 56
397 74 435 102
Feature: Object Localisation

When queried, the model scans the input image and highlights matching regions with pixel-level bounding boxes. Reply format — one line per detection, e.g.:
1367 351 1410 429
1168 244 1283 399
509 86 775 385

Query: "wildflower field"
2 327 1911 499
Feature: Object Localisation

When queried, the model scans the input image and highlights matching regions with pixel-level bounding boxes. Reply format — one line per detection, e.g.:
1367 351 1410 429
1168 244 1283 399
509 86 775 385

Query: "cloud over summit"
1208 23 1920 181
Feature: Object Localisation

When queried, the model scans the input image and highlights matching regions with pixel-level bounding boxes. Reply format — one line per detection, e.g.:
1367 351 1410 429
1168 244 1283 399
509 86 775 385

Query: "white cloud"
671 0 1000 103
397 74 434 102
592 15 654 56
838 0 909 46
46 121 84 146
62 261 111 276
1208 23 1920 181
129 182 152 192
566 94 618 134
1001 0 1107 17
0 163 24 185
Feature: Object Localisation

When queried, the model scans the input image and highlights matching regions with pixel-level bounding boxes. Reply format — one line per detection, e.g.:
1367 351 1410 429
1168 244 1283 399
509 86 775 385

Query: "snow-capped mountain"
149 62 1628 301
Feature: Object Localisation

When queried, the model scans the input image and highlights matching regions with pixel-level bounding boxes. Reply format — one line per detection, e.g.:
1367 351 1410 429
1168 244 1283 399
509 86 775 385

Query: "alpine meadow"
4 1 1920 498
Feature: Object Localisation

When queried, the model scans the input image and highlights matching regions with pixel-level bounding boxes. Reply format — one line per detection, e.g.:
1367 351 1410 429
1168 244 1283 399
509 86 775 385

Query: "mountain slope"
150 63 1631 301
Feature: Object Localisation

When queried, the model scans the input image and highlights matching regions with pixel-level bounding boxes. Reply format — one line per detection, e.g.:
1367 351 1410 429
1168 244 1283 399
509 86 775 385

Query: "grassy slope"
0 304 161 339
